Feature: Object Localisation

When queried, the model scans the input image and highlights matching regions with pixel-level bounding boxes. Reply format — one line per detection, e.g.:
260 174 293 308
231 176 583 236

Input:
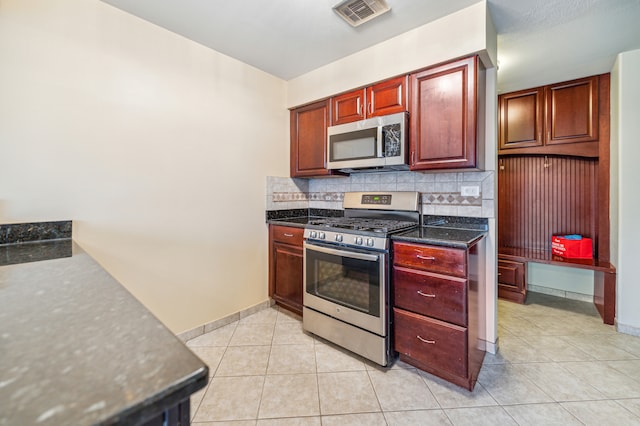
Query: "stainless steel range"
302 191 421 366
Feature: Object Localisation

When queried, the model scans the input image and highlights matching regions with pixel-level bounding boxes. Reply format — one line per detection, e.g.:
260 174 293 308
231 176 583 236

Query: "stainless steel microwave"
326 112 409 172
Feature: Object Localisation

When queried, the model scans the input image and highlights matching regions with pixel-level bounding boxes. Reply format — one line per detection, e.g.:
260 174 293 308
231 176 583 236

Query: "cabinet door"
497 257 526 304
290 100 331 177
499 88 544 150
269 225 304 315
393 242 467 278
394 266 467 326
394 308 468 378
368 75 407 118
410 56 478 170
331 89 366 125
546 76 598 145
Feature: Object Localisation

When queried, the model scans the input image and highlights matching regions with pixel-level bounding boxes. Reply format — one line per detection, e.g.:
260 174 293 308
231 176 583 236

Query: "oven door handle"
304 242 380 262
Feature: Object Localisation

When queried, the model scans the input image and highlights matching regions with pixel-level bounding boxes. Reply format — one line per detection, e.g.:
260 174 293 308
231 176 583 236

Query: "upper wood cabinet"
499 75 600 156
331 89 365 125
331 75 408 125
547 77 599 145
290 99 334 178
498 88 545 150
409 56 484 171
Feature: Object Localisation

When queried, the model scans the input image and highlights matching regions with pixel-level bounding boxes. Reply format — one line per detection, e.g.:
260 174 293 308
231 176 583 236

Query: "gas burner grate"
308 217 416 234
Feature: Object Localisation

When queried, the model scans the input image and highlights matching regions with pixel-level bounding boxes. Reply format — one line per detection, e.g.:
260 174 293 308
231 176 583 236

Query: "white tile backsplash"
267 170 495 218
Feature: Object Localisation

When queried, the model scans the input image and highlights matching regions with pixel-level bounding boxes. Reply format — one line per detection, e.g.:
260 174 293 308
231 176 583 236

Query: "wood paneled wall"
498 156 599 254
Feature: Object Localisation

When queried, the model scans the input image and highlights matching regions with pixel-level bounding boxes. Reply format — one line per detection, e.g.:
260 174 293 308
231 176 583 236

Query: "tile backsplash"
266 171 495 218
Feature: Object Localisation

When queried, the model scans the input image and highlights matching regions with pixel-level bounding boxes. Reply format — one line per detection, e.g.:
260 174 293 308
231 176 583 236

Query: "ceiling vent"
333 0 391 27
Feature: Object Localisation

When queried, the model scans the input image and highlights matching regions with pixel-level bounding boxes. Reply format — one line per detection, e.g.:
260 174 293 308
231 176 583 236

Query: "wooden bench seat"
498 247 616 325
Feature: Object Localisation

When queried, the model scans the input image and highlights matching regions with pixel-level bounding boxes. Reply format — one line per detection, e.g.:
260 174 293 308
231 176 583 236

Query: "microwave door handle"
377 126 384 158
304 242 380 262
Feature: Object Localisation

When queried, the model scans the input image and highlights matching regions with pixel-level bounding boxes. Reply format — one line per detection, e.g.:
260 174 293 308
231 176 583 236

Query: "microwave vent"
333 0 390 27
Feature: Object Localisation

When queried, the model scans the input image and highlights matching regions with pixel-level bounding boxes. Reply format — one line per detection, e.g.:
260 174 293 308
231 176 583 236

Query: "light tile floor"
187 293 640 425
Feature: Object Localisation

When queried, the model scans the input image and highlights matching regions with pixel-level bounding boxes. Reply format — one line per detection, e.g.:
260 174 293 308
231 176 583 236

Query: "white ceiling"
101 0 640 93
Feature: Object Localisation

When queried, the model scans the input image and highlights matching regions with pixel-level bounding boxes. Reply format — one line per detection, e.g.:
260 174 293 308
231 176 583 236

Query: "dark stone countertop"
0 239 73 266
392 226 487 249
266 216 311 229
0 241 208 425
266 211 487 249
266 208 344 229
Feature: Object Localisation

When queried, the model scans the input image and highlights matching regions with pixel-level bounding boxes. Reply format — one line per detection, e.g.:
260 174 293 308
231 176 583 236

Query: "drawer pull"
283 233 294 237
417 290 436 298
417 335 435 344
498 272 502 276
416 254 436 261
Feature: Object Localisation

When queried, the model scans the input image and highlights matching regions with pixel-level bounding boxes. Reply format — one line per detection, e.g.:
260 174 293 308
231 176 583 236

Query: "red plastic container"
551 236 593 259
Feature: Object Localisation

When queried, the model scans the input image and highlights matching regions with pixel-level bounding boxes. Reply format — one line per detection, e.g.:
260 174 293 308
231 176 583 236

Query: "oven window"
306 247 380 316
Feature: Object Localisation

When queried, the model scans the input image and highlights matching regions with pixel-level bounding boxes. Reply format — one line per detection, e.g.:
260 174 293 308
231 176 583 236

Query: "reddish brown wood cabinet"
499 75 600 156
392 241 484 390
409 56 484 171
290 100 333 178
497 256 527 304
332 89 366 125
497 73 616 325
498 88 545 150
331 75 408 125
269 225 304 315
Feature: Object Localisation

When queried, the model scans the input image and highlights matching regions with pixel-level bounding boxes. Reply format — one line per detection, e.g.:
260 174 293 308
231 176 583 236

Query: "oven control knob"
355 237 363 245
366 238 374 247
335 234 343 242
319 232 325 240
310 231 317 238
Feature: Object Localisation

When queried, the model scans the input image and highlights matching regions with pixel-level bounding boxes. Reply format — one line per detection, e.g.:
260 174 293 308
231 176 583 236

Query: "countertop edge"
391 227 487 249
100 366 209 425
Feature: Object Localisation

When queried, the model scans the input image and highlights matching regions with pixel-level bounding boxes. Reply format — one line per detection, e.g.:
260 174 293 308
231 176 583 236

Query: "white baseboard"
616 321 640 337
528 285 593 302
176 299 274 342
483 337 498 355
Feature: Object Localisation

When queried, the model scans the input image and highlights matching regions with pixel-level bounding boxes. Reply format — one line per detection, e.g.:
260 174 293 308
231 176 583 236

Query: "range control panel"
361 194 392 205
303 228 388 251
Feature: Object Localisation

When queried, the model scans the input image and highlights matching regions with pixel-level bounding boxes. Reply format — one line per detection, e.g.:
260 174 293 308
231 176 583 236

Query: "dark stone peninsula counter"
0 222 208 425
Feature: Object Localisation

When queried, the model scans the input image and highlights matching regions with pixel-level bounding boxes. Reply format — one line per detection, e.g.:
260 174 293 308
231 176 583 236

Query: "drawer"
394 308 467 378
270 225 304 246
393 242 466 278
497 258 525 289
394 266 467 326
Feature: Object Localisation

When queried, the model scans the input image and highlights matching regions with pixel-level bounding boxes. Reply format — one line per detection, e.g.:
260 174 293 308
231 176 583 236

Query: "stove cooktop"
306 217 418 235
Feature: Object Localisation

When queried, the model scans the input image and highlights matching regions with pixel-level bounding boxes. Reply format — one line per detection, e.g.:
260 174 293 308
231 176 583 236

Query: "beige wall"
287 1 492 108
0 0 289 333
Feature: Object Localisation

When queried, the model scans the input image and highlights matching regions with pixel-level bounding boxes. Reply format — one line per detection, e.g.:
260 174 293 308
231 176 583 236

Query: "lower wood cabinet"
392 241 484 390
269 225 304 315
497 256 527 304
394 309 468 378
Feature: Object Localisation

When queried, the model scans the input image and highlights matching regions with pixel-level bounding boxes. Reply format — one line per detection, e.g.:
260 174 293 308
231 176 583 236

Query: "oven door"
303 241 387 336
